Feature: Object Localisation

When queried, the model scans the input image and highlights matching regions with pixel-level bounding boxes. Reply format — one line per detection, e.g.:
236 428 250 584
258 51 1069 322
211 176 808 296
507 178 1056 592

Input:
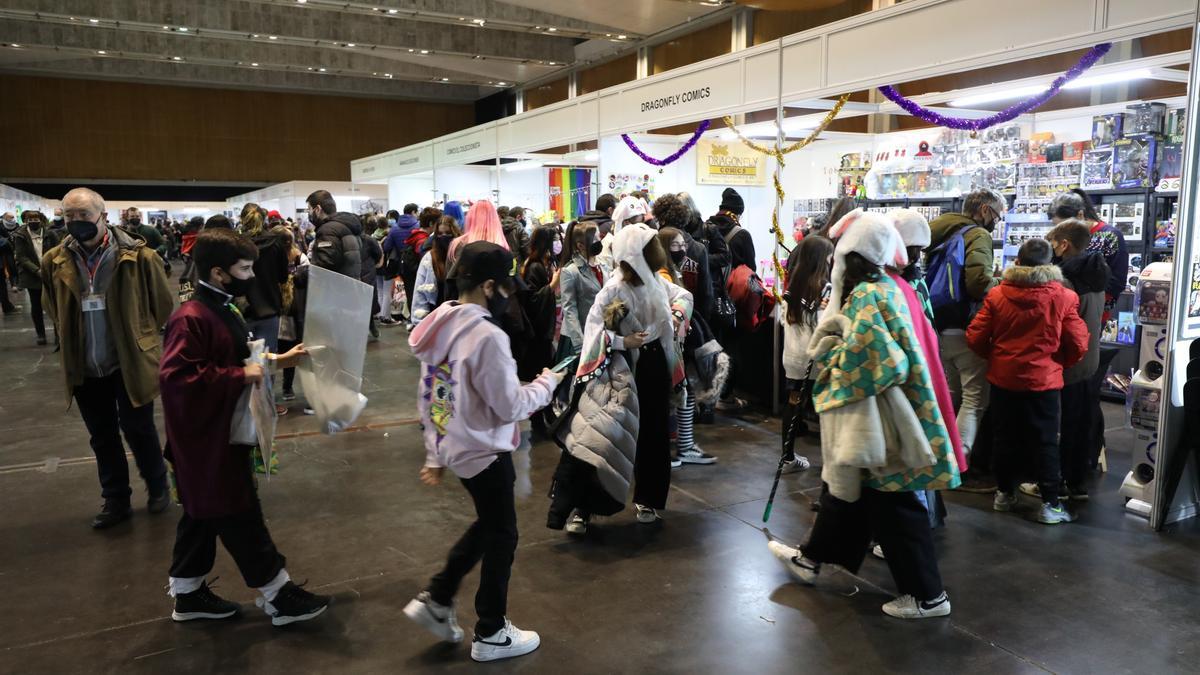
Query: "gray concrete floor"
2 279 1200 674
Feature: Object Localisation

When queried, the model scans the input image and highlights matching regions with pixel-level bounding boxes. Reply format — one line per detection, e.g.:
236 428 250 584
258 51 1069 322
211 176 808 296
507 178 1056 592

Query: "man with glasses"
41 187 175 528
926 188 1007 491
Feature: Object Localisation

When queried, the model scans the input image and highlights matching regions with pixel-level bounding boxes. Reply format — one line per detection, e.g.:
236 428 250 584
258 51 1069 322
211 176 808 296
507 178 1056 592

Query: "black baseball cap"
448 241 527 290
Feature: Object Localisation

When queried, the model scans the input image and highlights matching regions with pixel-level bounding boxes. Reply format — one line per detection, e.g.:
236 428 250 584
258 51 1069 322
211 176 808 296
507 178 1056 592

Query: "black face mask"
67 218 100 243
128 218 141 227
486 287 511 320
222 272 255 298
588 240 603 257
670 250 686 265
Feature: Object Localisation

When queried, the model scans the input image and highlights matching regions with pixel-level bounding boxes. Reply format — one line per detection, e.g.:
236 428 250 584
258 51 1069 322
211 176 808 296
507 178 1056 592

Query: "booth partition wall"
352 0 1200 528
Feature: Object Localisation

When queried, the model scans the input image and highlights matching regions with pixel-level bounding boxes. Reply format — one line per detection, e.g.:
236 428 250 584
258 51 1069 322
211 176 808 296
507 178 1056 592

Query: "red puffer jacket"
966 263 1089 392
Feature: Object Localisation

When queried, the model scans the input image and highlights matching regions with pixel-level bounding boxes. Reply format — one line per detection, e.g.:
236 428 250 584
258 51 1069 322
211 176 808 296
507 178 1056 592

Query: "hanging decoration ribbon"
621 120 711 169
877 42 1112 132
722 94 851 296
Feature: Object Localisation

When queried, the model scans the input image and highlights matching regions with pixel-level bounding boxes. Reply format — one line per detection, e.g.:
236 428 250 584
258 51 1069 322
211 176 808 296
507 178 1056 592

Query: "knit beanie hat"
826 209 907 314
890 209 931 248
719 188 745 215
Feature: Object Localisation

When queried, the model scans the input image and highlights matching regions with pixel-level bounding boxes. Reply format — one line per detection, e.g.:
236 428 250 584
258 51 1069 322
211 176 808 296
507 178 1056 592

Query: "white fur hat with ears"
610 196 648 235
825 209 908 314
890 208 932 249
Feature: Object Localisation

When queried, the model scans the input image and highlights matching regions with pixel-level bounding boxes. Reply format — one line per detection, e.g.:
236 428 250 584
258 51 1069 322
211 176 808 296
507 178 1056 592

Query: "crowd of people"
1 180 1127 661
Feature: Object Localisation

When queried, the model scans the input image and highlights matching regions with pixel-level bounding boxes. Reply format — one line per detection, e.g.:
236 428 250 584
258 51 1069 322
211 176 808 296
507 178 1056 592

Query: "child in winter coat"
405 241 563 663
966 239 1089 524
1045 219 1110 500
778 235 833 473
768 211 960 620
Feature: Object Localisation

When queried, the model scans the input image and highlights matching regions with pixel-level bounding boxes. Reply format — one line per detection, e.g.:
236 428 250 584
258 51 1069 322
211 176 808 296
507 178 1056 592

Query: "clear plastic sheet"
297 266 373 433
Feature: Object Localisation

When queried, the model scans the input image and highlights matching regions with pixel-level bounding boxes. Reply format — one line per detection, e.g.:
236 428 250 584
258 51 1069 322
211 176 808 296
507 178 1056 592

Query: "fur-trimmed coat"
966 263 1089 392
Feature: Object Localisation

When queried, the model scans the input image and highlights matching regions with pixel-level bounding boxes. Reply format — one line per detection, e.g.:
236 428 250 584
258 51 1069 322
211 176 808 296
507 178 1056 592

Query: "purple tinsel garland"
878 43 1113 132
621 120 711 166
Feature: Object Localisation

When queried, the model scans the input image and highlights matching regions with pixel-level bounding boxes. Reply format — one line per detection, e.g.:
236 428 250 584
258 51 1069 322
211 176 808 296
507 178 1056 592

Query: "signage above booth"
695 138 768 186
599 60 746 135
434 129 497 168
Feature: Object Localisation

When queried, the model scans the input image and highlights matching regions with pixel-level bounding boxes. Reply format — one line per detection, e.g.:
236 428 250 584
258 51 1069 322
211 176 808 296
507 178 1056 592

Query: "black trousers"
428 454 517 638
1060 379 1095 488
27 287 44 338
1089 347 1119 466
0 251 14 311
802 487 944 601
633 343 671 510
991 386 1061 504
169 462 286 588
73 371 167 503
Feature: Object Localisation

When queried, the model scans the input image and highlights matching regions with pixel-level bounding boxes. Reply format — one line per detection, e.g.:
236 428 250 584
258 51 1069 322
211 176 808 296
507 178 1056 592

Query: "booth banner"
695 138 768 186
549 168 591 223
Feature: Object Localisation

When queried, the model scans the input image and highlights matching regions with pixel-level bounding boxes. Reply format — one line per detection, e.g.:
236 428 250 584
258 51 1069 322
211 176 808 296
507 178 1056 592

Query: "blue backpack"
924 224 979 310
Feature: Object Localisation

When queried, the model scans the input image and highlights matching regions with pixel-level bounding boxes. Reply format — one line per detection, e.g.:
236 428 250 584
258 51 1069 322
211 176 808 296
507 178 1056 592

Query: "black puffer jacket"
686 212 729 298
709 212 755 271
310 212 362 280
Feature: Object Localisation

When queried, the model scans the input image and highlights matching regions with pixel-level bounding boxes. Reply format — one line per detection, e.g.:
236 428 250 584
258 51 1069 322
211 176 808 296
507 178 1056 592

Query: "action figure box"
1113 136 1157 189
1027 132 1055 163
1126 102 1167 136
1043 143 1064 163
1092 113 1124 147
1112 201 1145 238
1063 141 1087 162
1082 147 1115 190
1166 108 1187 144
1157 142 1183 192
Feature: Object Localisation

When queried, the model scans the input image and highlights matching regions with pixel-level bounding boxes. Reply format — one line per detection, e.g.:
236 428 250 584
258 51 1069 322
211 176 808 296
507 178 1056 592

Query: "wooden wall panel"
579 53 638 95
524 77 569 111
652 21 733 75
0 75 474 183
752 1 873 44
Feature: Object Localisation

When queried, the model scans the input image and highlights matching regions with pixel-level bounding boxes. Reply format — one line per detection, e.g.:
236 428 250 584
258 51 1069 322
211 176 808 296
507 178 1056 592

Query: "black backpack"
398 237 424 280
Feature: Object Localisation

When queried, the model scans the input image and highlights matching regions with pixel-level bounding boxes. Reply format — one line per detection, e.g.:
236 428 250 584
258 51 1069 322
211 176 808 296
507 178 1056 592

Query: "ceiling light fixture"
408 49 414 52
441 77 449 81
548 61 556 65
11 44 20 48
172 56 182 61
89 18 100 23
385 73 392 78
420 49 428 54
388 8 398 13
251 62 259 66
497 81 507 86
269 35 278 40
162 25 170 30
547 27 557 32
178 27 188 32
617 34 626 39
347 43 356 47
97 50 106 54
948 68 1154 107
319 67 326 72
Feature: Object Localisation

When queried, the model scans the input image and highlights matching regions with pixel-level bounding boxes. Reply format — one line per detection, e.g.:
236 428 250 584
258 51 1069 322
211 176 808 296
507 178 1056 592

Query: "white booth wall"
388 175 434 211
497 167 548 215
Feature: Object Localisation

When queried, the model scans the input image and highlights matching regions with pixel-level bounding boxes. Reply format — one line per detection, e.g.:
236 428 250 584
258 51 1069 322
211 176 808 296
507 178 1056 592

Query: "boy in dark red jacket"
966 239 1088 524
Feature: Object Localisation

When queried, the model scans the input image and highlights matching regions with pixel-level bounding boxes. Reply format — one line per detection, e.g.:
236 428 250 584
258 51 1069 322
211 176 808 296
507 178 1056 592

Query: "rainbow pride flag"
548 168 591 222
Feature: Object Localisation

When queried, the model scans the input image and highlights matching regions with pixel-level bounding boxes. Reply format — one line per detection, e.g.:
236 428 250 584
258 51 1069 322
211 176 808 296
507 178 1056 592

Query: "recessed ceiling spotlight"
548 61 556 65
178 27 188 32
458 17 465 20
11 44 20 48
163 26 170 30
307 67 314 71
605 33 612 37
251 62 259 66
297 0 306 3
97 50 106 54
347 43 356 47
419 49 428 54
269 35 278 40
318 67 326 72
388 8 398 13
172 56 182 60
618 34 627 39
472 18 485 25
441 77 449 81
252 34 259 37
498 81 507 86
385 73 393 78
88 18 100 23
408 48 414 52
547 27 557 32
535 26 541 29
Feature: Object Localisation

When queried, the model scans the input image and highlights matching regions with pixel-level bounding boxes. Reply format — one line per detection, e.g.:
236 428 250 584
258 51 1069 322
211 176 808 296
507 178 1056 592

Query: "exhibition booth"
351 0 1200 528
0 183 55 217
225 181 389 225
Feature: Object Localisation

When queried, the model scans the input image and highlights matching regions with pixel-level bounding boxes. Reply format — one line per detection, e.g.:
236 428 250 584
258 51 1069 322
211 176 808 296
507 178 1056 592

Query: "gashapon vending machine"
1121 262 1173 515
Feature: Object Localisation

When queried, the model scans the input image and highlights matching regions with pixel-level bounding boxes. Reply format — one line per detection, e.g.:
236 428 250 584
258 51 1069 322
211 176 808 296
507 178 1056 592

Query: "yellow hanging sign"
695 139 768 186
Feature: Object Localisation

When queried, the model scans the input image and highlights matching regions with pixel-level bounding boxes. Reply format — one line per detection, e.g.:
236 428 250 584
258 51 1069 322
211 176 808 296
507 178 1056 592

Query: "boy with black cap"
405 241 564 662
709 187 755 270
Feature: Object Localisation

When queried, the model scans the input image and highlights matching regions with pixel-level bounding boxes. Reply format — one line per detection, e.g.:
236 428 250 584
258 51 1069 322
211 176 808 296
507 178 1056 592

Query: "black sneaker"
281 389 296 402
148 489 171 514
92 500 133 529
173 580 241 622
261 581 330 626
1064 484 1090 502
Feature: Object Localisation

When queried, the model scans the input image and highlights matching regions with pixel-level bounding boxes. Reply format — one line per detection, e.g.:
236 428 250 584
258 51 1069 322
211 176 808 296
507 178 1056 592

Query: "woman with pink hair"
448 200 509 266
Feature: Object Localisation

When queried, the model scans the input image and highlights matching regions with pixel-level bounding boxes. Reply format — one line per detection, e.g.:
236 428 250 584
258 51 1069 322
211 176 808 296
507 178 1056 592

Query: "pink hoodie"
889 271 967 472
409 301 557 479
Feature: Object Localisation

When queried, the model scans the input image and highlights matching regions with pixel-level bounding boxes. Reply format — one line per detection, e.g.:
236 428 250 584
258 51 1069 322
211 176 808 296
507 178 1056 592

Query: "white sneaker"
781 456 810 474
670 456 683 469
565 512 588 535
882 593 951 619
634 504 659 523
766 540 819 585
470 619 540 662
678 446 717 465
871 544 885 560
993 491 1018 512
403 591 464 643
1019 482 1041 498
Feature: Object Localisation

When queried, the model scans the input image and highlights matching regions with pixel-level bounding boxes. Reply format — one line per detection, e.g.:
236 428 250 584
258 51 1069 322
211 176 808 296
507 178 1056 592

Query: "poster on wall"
695 138 768 187
549 168 592 223
607 173 656 199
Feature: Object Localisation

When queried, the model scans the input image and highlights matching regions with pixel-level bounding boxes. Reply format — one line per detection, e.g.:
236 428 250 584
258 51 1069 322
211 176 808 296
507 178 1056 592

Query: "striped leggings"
676 384 695 453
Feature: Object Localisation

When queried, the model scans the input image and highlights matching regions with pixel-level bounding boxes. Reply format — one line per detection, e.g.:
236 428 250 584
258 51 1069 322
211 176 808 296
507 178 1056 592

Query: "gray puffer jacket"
1059 251 1109 385
557 350 639 505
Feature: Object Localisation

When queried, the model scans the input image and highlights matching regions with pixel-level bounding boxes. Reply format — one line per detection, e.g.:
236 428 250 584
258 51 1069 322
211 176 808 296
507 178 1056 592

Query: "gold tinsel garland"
721 94 850 297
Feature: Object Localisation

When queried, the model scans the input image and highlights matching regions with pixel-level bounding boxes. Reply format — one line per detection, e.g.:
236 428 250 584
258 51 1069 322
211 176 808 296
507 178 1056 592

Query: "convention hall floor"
3 284 1200 674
